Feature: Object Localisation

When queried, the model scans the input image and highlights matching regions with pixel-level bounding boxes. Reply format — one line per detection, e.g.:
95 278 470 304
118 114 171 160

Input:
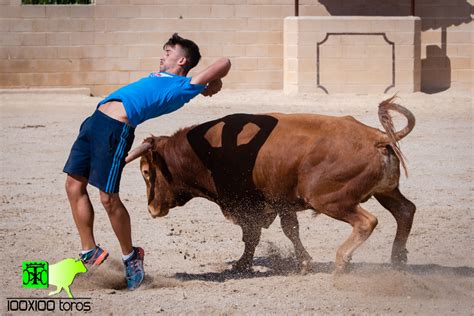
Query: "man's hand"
201 78 222 97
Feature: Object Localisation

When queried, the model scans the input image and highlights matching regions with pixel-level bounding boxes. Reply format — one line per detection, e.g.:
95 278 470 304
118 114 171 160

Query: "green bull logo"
48 258 87 298
22 259 87 298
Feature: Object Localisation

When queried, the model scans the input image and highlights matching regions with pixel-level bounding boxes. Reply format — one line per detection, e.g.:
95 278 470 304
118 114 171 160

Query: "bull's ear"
143 135 155 146
142 135 169 150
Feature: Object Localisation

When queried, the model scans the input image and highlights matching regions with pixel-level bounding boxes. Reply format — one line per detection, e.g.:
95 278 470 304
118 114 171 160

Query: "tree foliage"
22 0 91 4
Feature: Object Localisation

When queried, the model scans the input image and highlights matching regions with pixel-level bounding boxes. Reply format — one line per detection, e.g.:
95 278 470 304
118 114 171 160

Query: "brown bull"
126 96 416 273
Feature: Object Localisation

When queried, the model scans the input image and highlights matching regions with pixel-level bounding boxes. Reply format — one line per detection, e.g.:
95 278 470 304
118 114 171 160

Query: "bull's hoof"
334 256 352 274
334 264 350 275
299 262 310 275
333 268 344 276
231 260 253 273
298 259 312 275
391 249 408 268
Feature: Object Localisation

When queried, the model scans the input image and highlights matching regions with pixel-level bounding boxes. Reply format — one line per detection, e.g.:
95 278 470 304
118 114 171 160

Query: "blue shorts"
63 110 135 193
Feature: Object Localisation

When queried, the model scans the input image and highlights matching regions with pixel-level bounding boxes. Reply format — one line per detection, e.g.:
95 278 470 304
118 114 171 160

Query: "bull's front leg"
232 221 262 272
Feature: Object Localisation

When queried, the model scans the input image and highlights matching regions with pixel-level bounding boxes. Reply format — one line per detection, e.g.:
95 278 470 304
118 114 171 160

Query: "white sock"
81 247 95 255
122 249 134 261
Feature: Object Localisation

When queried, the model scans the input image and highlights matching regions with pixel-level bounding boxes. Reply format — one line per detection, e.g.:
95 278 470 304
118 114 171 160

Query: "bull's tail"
378 95 416 177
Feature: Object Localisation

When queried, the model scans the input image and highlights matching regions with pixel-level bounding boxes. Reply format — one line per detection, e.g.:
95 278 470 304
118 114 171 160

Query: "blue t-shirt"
98 72 206 127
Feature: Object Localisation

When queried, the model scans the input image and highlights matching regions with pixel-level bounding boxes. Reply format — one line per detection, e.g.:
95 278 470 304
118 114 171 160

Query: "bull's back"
252 113 385 199
186 112 386 206
264 113 382 145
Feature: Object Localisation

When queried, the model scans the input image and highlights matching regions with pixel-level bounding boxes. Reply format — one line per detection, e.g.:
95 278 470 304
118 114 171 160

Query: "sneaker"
123 247 145 290
80 246 109 268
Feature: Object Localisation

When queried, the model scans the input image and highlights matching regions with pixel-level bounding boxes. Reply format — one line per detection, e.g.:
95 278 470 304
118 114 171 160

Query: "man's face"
159 44 186 73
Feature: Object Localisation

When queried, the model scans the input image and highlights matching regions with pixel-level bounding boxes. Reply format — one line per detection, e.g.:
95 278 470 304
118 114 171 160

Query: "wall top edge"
284 16 421 21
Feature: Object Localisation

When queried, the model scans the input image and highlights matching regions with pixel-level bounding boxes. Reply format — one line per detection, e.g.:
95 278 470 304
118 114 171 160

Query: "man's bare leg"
65 174 96 251
99 191 133 255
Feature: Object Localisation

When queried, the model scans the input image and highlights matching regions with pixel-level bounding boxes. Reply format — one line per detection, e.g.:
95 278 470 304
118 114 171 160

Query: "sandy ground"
0 89 473 315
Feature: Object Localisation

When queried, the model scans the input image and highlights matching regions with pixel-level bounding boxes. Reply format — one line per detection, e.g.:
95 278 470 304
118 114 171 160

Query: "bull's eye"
142 169 149 179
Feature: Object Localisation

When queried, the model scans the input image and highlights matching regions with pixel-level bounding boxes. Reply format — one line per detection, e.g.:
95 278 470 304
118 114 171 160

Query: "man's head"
160 33 201 76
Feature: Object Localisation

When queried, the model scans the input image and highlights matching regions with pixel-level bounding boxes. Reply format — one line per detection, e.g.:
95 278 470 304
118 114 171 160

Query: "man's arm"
190 58 231 85
190 58 231 97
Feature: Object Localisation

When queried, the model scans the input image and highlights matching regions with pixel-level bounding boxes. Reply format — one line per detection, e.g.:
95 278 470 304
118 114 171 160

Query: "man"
63 33 231 290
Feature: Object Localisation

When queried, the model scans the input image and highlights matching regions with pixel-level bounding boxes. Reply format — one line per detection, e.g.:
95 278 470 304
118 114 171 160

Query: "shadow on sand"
175 256 474 283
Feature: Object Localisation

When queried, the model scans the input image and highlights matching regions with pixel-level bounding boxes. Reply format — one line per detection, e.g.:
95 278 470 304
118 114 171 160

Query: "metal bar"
412 0 415 16
295 0 299 16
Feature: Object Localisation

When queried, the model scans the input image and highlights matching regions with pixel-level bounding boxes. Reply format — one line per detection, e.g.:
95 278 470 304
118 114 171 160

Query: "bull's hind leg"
233 221 262 272
280 212 312 274
319 204 378 273
375 188 416 266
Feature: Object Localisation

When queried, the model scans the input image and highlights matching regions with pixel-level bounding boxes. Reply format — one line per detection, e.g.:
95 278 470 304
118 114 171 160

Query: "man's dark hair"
164 33 201 71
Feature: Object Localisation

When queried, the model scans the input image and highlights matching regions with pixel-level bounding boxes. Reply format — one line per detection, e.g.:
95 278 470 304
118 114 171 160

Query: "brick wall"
0 0 293 96
0 0 472 95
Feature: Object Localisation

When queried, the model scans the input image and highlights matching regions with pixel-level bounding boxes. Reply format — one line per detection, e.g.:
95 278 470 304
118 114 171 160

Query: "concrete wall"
284 17 421 94
299 0 473 93
417 1 473 93
0 0 472 95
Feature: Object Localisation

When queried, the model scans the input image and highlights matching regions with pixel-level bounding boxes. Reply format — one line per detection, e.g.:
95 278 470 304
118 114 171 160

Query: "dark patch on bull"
147 158 156 205
186 114 278 214
147 151 175 206
152 151 173 183
175 191 193 206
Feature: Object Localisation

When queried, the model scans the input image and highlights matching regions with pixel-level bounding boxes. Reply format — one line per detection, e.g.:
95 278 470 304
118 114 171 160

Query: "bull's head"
126 136 178 218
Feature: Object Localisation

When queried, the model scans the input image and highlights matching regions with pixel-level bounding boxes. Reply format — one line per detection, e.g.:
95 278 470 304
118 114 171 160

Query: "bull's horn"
125 142 152 163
